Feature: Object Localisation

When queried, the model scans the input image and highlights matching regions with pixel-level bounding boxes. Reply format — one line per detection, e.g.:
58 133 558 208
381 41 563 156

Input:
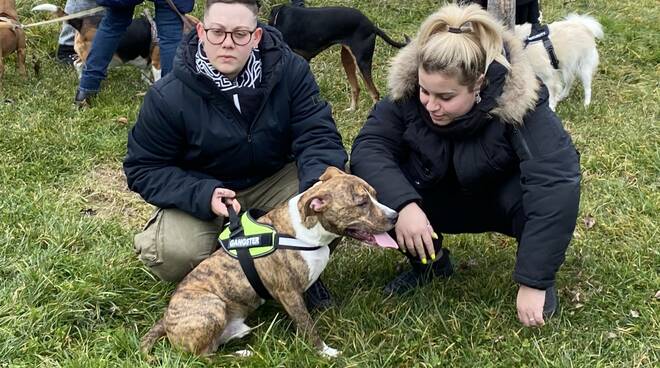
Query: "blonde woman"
350 4 580 327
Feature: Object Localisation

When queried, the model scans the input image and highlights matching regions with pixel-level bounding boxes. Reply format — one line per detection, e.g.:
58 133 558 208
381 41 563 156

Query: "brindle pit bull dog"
140 167 399 358
0 0 27 85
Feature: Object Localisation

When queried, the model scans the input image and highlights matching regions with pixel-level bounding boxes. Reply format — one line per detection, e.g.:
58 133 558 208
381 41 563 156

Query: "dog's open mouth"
345 228 398 249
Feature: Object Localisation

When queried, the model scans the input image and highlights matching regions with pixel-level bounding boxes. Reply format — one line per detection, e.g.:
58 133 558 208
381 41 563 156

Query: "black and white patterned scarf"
195 41 262 92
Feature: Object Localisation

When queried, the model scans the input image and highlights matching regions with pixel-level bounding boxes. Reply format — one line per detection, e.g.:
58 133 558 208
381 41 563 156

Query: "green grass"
1 0 658 366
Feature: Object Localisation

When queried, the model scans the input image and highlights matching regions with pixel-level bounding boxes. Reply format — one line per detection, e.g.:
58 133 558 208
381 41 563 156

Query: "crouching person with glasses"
124 0 347 310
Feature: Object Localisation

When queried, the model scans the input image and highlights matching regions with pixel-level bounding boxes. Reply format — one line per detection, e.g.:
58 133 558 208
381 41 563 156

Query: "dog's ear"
304 193 331 216
318 166 345 182
68 18 83 32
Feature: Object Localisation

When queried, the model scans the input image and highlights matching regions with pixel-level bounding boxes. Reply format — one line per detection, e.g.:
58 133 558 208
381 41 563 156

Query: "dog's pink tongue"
373 233 398 249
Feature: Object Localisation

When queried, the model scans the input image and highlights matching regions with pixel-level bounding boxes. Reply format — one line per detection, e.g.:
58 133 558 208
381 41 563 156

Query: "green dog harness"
218 206 322 300
218 209 279 259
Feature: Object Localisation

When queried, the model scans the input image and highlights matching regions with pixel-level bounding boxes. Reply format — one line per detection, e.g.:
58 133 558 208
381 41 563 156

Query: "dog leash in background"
1 6 105 30
163 0 195 32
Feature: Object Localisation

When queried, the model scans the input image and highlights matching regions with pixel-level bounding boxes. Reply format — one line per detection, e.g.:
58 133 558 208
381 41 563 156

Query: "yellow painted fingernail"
421 258 427 265
431 253 436 261
432 232 439 240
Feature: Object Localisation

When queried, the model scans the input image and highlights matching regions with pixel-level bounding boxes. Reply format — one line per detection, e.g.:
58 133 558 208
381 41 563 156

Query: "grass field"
1 0 658 366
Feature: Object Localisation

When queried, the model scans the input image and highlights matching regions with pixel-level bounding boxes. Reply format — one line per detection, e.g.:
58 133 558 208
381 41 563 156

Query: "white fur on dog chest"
300 246 330 288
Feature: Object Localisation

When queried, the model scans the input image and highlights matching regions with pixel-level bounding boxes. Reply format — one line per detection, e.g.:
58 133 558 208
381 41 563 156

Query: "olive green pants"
133 163 299 282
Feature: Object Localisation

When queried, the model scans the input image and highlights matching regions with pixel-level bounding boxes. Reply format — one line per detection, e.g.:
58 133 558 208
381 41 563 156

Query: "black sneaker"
383 249 453 296
74 88 97 108
56 44 77 66
305 278 334 311
543 285 559 318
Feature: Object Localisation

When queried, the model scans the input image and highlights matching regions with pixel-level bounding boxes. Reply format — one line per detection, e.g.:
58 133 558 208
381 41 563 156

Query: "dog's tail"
140 318 167 356
565 14 604 39
375 27 410 48
31 4 66 18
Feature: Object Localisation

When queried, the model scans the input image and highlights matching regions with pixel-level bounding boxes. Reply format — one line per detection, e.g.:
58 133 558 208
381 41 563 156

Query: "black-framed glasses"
204 27 257 46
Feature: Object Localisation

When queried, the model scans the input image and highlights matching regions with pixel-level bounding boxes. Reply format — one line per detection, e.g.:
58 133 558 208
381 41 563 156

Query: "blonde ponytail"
416 4 510 88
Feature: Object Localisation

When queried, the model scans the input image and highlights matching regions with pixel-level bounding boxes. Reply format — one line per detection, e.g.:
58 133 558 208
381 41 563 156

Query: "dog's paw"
234 349 254 357
320 343 341 358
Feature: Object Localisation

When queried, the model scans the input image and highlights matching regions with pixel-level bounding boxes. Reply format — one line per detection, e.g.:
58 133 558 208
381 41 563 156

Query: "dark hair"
204 0 261 15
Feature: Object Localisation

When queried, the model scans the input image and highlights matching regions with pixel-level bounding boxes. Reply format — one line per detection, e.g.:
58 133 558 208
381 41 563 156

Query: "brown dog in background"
0 0 27 85
140 167 399 358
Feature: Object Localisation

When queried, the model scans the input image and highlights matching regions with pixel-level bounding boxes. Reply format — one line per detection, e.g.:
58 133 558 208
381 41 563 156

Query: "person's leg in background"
153 0 184 76
57 0 100 65
74 5 134 106
516 0 542 34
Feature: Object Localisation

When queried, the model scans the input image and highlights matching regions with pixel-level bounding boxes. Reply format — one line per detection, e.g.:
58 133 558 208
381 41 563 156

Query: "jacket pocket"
133 208 164 267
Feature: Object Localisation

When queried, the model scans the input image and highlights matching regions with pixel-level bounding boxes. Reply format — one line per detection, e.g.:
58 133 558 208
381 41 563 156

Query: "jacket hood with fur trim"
387 31 539 125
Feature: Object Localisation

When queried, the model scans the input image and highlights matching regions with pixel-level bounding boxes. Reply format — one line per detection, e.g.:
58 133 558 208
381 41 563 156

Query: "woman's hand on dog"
211 188 241 217
395 202 436 263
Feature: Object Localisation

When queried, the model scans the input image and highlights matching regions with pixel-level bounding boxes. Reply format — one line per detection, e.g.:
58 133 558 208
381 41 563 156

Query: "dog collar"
0 16 20 31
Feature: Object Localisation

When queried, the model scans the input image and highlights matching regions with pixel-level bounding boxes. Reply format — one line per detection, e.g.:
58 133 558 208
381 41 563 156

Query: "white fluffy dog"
515 14 604 110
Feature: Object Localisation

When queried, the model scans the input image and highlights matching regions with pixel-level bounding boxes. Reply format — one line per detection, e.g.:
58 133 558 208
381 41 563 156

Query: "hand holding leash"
210 188 241 217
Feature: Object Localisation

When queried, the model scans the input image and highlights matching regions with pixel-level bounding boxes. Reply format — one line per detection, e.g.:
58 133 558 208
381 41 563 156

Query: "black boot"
74 89 97 108
305 278 334 311
383 244 453 296
543 285 559 318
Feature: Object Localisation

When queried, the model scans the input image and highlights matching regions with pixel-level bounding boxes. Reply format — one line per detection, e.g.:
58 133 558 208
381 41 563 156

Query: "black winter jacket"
124 26 347 220
351 33 580 290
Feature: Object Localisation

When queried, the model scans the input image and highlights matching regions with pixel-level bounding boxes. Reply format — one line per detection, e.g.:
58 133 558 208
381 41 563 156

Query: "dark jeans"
515 0 541 25
79 0 183 93
413 173 526 261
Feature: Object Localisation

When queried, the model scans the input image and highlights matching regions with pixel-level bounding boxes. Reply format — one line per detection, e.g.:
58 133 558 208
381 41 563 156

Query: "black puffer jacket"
351 32 580 290
124 26 347 220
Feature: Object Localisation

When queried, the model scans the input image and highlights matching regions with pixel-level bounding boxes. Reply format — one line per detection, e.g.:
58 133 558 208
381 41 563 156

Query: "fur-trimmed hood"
387 31 540 124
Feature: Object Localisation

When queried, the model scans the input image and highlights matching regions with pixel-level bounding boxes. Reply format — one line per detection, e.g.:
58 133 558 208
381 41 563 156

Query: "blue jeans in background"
78 0 184 93
59 0 100 46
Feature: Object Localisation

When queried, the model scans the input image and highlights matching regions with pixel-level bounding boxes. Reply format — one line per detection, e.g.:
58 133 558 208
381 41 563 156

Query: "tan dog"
0 0 27 85
140 167 399 358
516 14 604 110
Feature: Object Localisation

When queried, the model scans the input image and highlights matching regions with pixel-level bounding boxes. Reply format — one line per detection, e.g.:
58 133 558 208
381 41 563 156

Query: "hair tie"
447 27 462 34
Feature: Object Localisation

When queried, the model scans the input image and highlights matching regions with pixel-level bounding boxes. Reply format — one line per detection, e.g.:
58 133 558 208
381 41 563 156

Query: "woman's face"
418 68 483 126
197 3 262 80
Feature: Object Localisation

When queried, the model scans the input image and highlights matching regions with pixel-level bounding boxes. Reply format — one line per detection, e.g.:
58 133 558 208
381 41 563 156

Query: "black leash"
524 23 560 70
